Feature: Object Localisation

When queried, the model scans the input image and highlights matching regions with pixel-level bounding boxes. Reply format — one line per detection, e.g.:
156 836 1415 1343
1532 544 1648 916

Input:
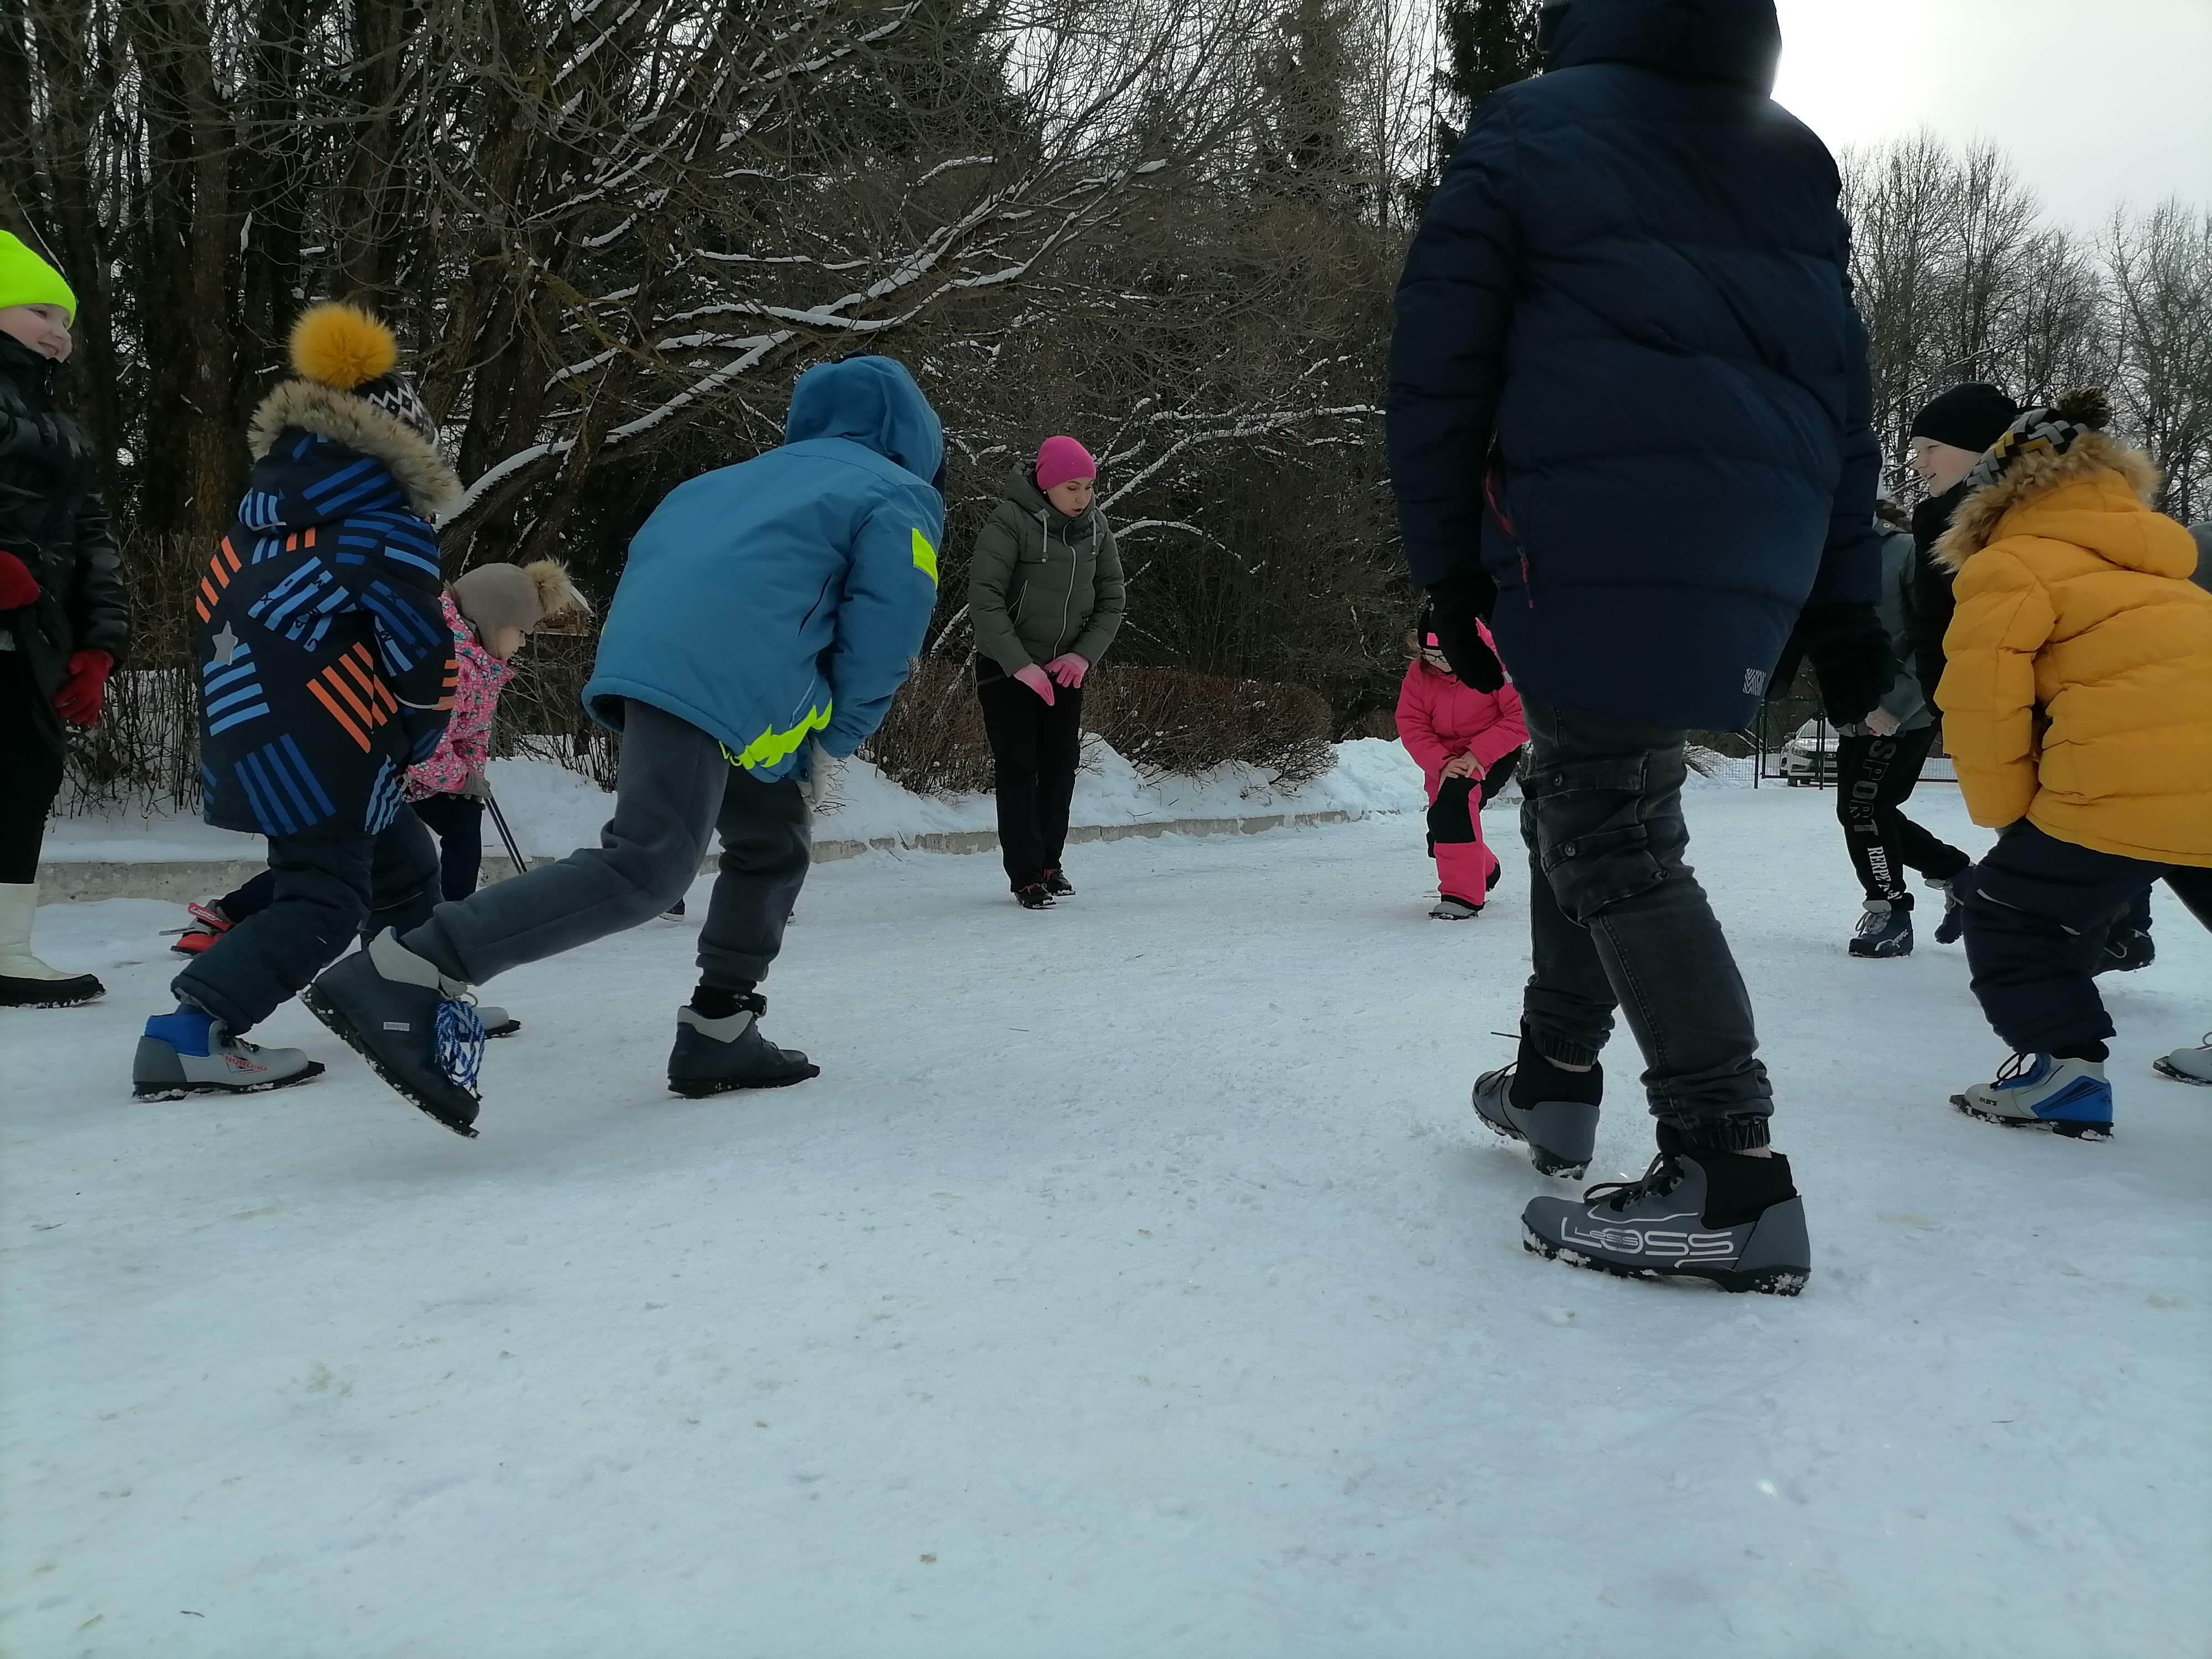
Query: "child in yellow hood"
1934 389 2212 1139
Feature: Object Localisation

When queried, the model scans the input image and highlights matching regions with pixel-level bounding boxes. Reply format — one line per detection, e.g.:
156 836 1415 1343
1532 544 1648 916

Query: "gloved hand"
1797 602 1898 728
460 768 491 801
0 550 38 610
1044 652 1089 689
1425 569 1505 692
1013 664 1057 706
52 648 113 726
796 737 838 814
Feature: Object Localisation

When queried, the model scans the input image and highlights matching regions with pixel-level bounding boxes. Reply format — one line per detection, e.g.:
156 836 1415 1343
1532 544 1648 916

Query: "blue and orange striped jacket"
195 416 456 838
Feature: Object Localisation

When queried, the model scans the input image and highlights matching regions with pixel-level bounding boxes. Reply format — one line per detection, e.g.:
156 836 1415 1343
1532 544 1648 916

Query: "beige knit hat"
450 559 589 634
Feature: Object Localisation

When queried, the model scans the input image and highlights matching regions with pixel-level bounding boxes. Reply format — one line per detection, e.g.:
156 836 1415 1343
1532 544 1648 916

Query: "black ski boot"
1472 1029 1603 1178
1043 866 1074 899
1015 883 1055 910
1848 897 1914 957
302 929 484 1136
1521 1136 1809 1295
667 993 820 1096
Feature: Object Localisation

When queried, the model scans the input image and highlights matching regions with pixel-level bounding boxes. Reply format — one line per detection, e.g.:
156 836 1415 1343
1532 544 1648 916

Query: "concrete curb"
38 808 1376 904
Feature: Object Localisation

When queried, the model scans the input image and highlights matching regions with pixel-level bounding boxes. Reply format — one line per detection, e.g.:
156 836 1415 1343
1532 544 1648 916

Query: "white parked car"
1779 716 1839 785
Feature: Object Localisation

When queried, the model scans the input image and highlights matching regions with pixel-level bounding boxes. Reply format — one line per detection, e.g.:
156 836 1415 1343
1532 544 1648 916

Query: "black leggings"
1834 727 1969 902
978 671 1085 888
1 651 67 884
408 790 487 900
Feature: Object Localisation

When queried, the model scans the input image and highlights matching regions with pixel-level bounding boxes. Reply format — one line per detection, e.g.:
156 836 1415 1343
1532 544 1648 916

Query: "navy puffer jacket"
1387 0 1880 732
196 379 460 838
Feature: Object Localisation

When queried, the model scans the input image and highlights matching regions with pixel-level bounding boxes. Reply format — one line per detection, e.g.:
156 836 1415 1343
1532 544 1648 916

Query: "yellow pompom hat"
287 300 435 439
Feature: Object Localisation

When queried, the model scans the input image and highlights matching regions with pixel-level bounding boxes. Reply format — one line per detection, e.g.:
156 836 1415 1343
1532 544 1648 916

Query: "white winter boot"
0 881 105 1008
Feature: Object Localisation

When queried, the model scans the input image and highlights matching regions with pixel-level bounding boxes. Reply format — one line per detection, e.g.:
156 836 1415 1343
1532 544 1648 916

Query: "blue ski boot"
1848 898 1913 957
1953 1053 2112 1139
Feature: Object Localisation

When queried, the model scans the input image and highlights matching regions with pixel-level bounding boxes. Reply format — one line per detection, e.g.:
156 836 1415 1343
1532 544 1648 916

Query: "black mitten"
1425 570 1505 692
1797 602 1898 727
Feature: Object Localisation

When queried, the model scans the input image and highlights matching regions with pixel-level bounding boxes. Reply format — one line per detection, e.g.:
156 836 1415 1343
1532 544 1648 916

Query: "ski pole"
483 786 529 875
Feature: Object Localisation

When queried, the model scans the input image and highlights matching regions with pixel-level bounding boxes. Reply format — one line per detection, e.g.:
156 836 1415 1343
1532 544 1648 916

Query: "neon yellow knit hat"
0 231 78 320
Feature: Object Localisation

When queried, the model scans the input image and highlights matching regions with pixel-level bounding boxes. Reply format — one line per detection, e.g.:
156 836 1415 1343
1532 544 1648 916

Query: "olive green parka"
967 464 1125 676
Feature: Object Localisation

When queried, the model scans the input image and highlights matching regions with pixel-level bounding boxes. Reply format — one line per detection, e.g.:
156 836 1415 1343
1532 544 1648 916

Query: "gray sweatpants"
399 700 810 991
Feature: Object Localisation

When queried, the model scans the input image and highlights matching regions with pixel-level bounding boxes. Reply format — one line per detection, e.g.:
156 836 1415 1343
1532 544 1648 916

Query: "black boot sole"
2152 1058 2211 1087
1 981 106 1008
132 1061 327 1102
1951 1096 2112 1140
1521 1224 1808 1296
301 983 481 1138
667 1064 821 1098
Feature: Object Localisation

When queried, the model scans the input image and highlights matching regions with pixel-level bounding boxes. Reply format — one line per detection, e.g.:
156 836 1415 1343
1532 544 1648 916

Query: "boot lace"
1581 1151 1682 1213
1994 1051 2039 1086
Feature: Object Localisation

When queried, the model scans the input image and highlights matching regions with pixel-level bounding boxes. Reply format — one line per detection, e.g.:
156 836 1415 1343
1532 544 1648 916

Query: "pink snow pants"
1428 779 1498 904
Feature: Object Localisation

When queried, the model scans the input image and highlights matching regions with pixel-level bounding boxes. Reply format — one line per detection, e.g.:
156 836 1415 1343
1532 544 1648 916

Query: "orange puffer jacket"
1934 431 2212 867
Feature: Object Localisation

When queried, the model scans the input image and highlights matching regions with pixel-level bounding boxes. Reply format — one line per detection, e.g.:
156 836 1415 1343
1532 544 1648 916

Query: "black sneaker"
1521 1146 1809 1296
1848 899 1914 958
1043 867 1074 899
667 995 819 1095
1015 883 1056 910
1473 1038 1603 1178
301 930 484 1137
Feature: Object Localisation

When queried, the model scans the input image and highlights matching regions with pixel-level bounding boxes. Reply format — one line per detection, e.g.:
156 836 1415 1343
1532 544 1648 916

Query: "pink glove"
1013 664 1057 705
1044 652 1089 689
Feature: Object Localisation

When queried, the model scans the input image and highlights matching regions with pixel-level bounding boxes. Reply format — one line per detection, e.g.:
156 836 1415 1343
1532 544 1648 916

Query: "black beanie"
1910 383 2019 454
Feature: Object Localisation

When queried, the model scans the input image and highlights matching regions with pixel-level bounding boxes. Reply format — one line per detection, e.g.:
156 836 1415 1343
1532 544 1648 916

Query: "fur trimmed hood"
1932 430 2169 573
247 378 463 521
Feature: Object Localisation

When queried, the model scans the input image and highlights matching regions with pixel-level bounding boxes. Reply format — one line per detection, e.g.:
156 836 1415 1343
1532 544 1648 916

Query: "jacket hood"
1546 0 1781 94
1933 430 2197 578
246 378 463 521
1000 460 1100 526
785 357 944 485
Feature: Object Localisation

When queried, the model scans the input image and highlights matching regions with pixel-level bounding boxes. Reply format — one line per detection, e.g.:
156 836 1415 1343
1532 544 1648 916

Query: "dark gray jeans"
400 700 810 992
1517 690 1773 1149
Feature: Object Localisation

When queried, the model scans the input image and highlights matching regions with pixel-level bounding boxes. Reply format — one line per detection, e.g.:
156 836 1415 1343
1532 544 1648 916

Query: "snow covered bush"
1085 666 1335 788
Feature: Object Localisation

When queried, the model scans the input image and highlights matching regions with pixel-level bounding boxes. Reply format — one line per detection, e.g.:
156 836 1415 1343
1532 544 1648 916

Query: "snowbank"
42 737 1455 865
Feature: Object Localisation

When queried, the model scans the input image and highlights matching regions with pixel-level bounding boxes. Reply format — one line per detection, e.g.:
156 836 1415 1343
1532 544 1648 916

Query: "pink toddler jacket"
405 593 516 801
1395 626 1527 792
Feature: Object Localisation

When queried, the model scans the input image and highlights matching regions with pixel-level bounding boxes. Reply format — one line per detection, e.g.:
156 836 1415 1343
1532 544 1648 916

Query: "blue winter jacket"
582 356 945 780
1387 0 1880 732
197 380 462 838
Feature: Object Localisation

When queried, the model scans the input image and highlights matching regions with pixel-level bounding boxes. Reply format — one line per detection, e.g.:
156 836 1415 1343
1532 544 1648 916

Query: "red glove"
1013 664 1057 706
0 551 39 610
1043 652 1089 689
53 649 113 726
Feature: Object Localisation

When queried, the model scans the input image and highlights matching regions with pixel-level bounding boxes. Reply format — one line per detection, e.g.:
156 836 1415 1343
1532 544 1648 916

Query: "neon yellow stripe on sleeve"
911 528 938 585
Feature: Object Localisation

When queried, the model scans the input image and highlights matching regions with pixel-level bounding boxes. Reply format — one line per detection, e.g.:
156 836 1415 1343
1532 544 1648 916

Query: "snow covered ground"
4 784 2208 1658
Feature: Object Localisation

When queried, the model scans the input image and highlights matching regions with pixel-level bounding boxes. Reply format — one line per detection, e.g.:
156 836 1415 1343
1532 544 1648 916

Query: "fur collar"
247 378 463 521
1933 430 2160 573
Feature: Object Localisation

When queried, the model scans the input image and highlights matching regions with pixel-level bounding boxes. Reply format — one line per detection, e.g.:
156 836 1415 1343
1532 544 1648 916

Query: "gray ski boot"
302 929 484 1136
132 1006 324 1100
667 993 820 1097
1472 1032 1601 1178
2154 1034 2212 1087
1521 1145 1810 1296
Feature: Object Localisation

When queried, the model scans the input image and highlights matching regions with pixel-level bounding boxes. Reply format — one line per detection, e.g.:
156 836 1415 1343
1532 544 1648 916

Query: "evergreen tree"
1420 0 1542 205
1252 0 1364 210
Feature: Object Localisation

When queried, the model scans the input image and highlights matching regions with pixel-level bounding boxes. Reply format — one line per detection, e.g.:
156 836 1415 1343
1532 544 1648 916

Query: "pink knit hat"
1035 435 1096 493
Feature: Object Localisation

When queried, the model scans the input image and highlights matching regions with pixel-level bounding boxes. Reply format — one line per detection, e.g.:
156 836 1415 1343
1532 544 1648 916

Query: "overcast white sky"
1768 0 2212 231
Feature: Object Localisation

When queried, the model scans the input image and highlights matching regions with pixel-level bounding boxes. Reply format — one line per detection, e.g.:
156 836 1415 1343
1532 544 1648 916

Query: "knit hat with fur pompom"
450 559 591 636
1960 388 2112 496
289 302 436 441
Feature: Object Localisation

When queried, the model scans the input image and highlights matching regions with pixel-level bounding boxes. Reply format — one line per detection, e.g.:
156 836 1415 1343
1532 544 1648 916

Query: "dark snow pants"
408 790 487 900
400 699 808 992
174 810 439 1032
978 670 1084 888
1516 691 1773 1151
1 652 66 883
1833 727 1969 902
1962 822 2180 1055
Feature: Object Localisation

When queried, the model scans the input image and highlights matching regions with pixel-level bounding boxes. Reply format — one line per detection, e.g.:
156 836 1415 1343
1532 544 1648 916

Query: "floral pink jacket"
405 593 515 800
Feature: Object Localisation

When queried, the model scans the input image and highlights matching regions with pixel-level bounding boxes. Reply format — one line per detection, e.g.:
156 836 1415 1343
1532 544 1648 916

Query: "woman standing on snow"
0 231 129 1008
1396 617 1525 919
968 435 1125 910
